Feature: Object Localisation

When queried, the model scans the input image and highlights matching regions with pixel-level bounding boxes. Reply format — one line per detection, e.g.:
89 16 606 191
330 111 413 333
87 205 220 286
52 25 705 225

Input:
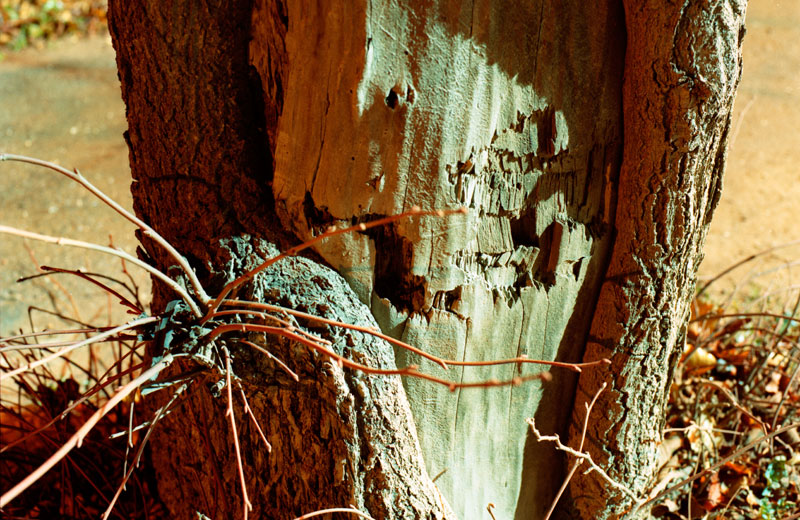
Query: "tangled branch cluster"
0 153 610 518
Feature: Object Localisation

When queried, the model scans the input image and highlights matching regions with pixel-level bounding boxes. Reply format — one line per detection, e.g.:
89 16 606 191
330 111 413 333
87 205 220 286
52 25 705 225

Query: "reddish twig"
0 153 211 306
21 241 84 322
238 383 272 453
26 265 144 313
208 323 552 390
239 339 299 382
215 301 445 368
211 308 333 346
445 356 609 372
223 347 252 519
0 356 171 508
101 383 189 520
217 301 609 374
1 315 158 382
294 506 377 520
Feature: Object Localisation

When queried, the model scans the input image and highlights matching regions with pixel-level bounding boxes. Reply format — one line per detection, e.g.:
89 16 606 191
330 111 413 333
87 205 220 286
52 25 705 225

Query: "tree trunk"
107 2 450 518
569 2 746 519
261 2 625 517
107 0 746 519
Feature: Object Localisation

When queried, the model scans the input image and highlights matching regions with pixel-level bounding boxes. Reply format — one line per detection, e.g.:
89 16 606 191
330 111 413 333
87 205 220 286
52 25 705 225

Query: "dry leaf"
704 472 724 509
684 346 718 374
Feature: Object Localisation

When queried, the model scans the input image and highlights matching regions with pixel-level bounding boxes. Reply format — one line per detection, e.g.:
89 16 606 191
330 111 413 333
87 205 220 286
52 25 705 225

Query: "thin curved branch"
0 225 201 317
0 315 158 382
637 422 800 514
25 266 143 313
207 323 552 390
295 507 377 520
0 356 172 508
215 301 445 368
0 153 211 306
218 300 609 373
223 347 253 519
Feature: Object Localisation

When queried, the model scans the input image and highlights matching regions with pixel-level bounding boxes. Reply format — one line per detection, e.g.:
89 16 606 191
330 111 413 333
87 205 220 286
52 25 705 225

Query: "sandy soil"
699 1 800 297
0 35 147 337
1 2 798 336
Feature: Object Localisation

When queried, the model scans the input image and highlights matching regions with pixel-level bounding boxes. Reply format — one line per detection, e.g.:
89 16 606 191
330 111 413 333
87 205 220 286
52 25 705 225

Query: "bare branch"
527 410 642 505
0 225 201 317
102 383 188 520
1 315 158 382
0 356 172 508
238 383 272 452
637 422 800 513
0 153 211 305
223 347 252 519
219 300 609 374
542 382 608 520
294 507 377 520
208 323 551 390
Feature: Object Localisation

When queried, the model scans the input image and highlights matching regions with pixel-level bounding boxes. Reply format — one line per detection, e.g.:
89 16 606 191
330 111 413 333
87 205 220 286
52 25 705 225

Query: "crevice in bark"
302 191 336 236
368 224 427 314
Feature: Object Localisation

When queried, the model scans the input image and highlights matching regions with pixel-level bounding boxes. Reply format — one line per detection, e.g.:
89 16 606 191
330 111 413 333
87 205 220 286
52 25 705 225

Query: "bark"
106 0 747 519
568 1 747 518
267 2 625 518
108 1 449 518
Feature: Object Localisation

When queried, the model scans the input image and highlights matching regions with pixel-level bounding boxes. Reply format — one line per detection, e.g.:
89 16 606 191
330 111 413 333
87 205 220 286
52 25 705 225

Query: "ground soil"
1 1 799 335
700 1 800 300
0 35 146 341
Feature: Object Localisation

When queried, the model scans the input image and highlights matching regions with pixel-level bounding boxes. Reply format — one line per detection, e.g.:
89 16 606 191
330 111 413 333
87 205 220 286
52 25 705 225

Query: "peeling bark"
108 0 746 518
265 1 624 517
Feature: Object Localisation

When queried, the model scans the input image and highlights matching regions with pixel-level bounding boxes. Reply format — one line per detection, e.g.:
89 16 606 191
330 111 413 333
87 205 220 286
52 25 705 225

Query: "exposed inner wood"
259 1 625 516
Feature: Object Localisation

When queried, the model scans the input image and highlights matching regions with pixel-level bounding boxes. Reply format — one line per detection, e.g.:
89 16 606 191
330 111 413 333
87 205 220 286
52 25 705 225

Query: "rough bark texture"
263 1 624 517
148 239 452 518
107 0 747 518
108 1 450 518
568 1 747 518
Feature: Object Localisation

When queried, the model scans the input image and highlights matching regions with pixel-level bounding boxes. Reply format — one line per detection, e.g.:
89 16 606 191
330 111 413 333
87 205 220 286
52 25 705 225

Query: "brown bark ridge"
149 239 454 518
108 1 450 518
263 1 625 517
567 1 747 519
109 0 745 518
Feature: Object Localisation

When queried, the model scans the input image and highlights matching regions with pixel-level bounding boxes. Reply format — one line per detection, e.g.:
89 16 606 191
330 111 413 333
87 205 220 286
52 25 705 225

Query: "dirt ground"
1 2 799 336
0 35 145 338
700 1 800 298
